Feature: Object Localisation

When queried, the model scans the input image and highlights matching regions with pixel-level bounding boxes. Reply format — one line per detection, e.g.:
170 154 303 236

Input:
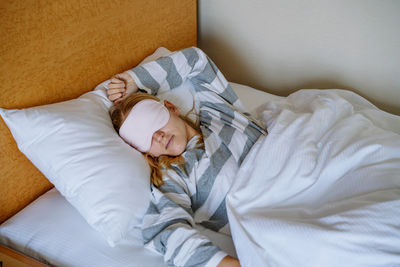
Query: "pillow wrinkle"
0 89 150 247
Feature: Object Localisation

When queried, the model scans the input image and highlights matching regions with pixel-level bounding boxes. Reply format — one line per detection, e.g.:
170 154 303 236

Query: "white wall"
198 0 400 114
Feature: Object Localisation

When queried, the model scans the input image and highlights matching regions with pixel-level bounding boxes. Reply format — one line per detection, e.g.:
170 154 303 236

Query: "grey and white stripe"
129 47 266 267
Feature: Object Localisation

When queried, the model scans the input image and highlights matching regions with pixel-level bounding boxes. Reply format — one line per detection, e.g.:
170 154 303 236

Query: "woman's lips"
166 135 174 150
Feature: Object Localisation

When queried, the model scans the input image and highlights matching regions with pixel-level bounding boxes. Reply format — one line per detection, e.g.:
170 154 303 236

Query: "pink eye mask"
119 99 170 152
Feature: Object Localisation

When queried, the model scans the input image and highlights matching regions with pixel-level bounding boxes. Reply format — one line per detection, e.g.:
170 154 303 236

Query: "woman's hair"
110 93 202 187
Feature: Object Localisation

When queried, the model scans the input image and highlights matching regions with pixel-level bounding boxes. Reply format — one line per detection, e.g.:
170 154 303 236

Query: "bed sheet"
0 82 277 266
0 187 238 267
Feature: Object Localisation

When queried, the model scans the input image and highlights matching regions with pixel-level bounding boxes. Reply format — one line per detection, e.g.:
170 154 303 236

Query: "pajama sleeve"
127 47 243 109
141 170 227 267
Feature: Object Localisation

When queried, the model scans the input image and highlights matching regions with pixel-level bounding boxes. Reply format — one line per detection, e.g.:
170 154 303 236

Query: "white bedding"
0 187 239 267
226 89 400 267
2 84 399 267
0 82 271 266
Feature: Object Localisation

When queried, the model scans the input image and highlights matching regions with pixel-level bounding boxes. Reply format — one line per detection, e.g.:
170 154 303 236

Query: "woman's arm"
111 47 241 107
142 177 229 267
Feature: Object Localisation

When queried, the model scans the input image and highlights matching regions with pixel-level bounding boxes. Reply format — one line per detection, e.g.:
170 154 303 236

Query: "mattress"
0 82 280 266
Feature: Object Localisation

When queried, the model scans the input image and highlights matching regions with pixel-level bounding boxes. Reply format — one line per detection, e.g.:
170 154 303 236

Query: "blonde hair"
110 93 202 187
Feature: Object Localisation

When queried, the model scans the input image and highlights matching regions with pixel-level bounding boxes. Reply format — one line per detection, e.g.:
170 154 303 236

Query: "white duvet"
226 89 400 267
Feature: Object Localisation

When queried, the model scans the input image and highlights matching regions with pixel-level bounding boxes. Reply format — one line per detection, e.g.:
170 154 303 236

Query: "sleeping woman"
106 47 265 267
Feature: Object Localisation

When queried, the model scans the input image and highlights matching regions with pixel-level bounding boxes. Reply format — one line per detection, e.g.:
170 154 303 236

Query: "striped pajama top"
128 47 266 267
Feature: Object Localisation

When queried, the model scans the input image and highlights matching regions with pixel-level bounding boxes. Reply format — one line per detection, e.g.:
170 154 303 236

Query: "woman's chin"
173 144 186 156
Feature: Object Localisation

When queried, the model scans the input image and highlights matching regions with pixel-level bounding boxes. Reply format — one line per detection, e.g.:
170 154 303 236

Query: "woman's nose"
153 130 164 143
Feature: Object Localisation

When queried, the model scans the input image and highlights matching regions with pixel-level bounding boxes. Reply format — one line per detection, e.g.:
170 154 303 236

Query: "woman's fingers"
107 78 126 102
114 72 132 83
110 77 123 83
107 88 125 95
108 82 125 89
108 93 123 102
107 72 137 103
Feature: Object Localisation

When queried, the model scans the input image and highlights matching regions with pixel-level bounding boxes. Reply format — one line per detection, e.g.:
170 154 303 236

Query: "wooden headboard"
0 0 197 223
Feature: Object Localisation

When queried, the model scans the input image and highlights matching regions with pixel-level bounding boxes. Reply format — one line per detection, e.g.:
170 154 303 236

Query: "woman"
107 47 266 267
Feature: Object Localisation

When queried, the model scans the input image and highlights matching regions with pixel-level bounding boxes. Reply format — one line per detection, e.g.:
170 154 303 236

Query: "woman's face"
147 101 192 157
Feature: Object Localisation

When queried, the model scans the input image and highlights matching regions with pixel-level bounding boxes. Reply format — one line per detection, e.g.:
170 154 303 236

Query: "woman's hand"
107 71 138 104
217 256 241 267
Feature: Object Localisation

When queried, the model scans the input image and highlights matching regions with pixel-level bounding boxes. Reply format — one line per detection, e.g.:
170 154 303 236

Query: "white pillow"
0 88 150 247
0 47 196 247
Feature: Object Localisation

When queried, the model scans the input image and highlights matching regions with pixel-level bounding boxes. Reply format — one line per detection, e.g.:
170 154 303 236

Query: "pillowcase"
0 88 150 247
0 47 195 247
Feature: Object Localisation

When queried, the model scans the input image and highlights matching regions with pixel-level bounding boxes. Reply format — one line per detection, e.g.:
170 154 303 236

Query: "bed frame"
0 0 197 224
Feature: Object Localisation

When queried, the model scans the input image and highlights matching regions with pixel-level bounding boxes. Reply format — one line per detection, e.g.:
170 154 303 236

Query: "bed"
1 1 400 267
0 79 279 267
0 0 199 265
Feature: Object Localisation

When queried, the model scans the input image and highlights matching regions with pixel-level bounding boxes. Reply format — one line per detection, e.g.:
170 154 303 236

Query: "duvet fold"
226 89 400 267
